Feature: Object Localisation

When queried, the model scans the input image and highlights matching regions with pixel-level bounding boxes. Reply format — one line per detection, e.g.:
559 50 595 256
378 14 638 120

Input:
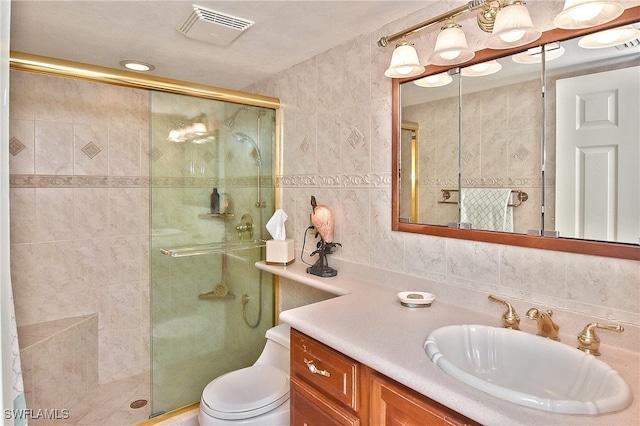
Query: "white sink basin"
424 324 633 415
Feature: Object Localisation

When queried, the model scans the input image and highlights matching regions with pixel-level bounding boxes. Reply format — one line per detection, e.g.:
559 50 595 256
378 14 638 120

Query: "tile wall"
245 0 639 337
8 70 150 383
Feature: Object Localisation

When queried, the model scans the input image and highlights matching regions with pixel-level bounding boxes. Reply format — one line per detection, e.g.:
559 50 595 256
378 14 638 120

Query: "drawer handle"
304 358 331 377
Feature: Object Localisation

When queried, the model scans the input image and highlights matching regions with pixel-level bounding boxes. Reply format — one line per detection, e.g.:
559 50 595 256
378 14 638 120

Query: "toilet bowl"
198 324 291 425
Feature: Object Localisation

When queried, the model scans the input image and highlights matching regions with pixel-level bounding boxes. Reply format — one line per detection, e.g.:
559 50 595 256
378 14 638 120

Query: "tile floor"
30 372 152 425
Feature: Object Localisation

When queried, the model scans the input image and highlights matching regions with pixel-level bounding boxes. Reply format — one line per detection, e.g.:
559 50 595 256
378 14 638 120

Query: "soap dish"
397 291 435 308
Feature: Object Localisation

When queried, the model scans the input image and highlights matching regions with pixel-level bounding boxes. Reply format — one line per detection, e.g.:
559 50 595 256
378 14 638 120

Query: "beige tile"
108 236 141 284
108 125 142 177
73 80 111 127
74 238 110 288
446 239 500 287
34 240 78 293
74 124 108 176
567 254 640 314
9 70 38 120
35 121 74 175
33 75 76 123
9 118 35 174
74 188 110 239
9 188 36 244
108 188 141 236
34 188 74 241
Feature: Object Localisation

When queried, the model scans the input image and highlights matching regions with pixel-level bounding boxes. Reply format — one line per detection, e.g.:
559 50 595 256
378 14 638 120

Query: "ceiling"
9 0 430 90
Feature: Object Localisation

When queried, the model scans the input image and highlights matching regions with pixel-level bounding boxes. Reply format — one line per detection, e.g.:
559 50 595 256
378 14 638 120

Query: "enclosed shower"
150 92 276 416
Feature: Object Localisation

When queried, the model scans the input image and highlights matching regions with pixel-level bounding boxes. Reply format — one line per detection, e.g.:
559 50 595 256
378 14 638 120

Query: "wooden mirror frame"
391 6 640 261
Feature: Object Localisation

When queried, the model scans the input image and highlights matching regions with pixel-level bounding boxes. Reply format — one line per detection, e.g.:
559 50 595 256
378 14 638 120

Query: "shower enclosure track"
160 239 266 258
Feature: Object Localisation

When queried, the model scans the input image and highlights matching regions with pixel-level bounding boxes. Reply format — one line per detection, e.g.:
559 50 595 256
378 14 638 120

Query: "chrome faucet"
488 295 520 330
526 308 560 341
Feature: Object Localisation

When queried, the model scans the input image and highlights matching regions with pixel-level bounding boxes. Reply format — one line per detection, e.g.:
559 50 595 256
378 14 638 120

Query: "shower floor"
55 372 151 425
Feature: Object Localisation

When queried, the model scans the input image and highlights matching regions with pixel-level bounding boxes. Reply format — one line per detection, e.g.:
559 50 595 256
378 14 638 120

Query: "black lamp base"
306 260 337 277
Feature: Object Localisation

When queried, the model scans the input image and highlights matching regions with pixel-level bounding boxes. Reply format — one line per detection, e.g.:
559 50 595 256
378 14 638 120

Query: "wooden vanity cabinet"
369 372 480 426
290 328 479 426
290 328 368 425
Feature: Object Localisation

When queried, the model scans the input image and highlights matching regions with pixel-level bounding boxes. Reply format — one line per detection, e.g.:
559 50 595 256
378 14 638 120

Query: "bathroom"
2 0 639 425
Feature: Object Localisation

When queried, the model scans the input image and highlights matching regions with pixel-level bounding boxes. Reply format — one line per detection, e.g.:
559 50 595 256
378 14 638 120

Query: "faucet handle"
488 295 520 330
577 322 624 356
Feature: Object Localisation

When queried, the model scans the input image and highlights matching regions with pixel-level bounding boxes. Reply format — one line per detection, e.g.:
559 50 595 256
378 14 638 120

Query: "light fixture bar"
377 0 489 47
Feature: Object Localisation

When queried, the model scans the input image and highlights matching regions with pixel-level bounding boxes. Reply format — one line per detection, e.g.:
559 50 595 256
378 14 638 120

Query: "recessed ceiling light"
119 60 155 71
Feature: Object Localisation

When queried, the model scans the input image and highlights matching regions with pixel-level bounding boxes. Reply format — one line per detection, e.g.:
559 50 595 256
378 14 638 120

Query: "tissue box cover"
266 239 294 265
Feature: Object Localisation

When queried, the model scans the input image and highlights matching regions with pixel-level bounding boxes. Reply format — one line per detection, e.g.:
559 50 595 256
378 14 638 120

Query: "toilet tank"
255 323 290 373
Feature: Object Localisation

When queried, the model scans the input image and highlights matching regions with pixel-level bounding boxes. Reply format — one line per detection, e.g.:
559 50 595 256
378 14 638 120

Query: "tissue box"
266 239 294 266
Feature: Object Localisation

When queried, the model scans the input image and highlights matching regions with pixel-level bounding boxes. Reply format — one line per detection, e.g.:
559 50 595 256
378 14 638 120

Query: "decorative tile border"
9 174 272 189
421 177 542 188
9 174 149 188
277 173 392 188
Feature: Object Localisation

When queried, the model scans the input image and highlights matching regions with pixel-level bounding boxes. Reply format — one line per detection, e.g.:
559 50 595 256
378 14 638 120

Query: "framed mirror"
392 7 639 260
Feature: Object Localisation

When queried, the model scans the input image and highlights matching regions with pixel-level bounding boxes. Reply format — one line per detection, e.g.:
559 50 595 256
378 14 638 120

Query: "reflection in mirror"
400 121 419 223
392 7 639 260
545 25 639 244
400 70 460 227
459 56 541 234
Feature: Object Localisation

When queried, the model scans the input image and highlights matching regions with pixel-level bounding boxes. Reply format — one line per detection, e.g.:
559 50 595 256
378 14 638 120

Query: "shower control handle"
304 358 331 377
235 213 254 240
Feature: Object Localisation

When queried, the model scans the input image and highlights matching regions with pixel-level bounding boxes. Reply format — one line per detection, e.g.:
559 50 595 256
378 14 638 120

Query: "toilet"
198 324 291 425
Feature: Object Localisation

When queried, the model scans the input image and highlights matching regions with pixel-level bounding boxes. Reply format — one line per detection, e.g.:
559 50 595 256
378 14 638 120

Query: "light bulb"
440 50 461 60
570 3 604 21
470 63 490 72
593 29 621 44
396 66 416 76
500 29 526 43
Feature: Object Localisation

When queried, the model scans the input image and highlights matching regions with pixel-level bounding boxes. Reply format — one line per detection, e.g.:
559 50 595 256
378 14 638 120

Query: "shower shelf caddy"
160 239 266 258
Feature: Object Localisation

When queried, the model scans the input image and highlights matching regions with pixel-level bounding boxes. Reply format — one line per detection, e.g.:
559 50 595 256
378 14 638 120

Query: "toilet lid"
201 365 289 420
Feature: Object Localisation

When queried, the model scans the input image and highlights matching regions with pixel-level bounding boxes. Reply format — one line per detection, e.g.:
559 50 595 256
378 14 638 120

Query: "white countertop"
256 259 640 426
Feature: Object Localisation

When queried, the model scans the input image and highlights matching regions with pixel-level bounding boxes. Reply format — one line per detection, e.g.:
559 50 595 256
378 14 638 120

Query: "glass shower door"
149 91 275 416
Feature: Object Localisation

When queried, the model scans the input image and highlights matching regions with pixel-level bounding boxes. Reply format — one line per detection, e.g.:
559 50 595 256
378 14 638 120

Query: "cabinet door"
291 376 360 426
370 373 478 426
291 329 360 410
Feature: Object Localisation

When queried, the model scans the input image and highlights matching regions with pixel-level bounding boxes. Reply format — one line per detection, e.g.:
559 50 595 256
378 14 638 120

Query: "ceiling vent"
176 4 254 45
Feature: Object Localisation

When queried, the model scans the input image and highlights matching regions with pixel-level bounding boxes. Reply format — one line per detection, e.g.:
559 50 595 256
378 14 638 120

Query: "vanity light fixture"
378 0 541 78
384 38 425 78
485 1 542 49
461 60 502 76
553 0 624 29
119 60 155 72
578 24 640 48
414 72 453 87
428 20 475 66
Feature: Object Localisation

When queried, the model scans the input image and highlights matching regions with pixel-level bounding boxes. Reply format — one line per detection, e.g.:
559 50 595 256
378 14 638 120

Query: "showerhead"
223 106 248 131
233 132 262 166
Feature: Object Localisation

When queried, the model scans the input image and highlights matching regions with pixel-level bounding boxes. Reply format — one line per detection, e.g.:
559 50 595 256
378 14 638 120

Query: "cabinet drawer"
370 372 479 426
291 329 360 411
291 376 360 426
